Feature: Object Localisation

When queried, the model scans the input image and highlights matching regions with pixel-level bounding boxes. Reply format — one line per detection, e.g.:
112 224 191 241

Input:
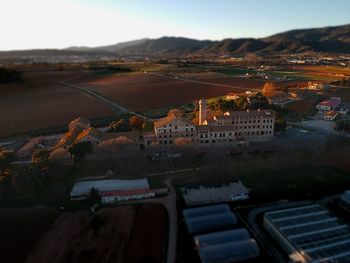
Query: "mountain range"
69 24 350 56
1 24 350 59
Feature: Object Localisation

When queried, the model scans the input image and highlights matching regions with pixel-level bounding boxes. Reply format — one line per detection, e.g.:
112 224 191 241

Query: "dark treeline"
0 67 22 84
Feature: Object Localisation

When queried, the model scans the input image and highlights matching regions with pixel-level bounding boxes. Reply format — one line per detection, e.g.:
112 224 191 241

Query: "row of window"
159 127 194 133
199 132 233 138
159 139 195 145
220 119 274 125
236 131 273 136
159 133 195 139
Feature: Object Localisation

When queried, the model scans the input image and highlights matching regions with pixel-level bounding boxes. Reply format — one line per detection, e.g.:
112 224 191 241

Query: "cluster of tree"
11 149 54 195
335 120 350 133
108 115 146 132
262 82 289 97
68 141 93 162
0 67 22 84
0 149 15 198
209 93 270 112
207 94 288 132
208 97 250 112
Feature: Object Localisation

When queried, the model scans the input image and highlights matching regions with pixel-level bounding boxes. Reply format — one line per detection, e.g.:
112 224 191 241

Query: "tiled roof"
325 110 338 117
317 99 341 108
154 113 194 128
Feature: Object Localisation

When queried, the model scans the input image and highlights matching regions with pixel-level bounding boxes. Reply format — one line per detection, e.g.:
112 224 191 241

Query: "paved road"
148 72 262 92
59 81 153 120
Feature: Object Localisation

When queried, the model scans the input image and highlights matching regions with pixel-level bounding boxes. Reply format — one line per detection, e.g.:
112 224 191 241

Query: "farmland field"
2 204 168 263
0 70 113 138
70 72 303 112
0 207 56 263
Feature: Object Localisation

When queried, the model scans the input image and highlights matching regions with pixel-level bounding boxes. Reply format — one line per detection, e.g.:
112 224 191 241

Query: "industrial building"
70 178 153 203
183 205 260 263
194 228 260 263
198 239 260 263
194 228 251 248
153 99 275 146
339 190 350 212
183 204 237 235
264 204 350 263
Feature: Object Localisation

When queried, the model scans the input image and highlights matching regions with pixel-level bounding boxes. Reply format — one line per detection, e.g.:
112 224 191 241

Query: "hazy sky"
1 0 349 50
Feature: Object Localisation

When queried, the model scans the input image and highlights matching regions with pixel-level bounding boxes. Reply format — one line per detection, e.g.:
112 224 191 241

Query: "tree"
275 118 287 132
249 92 270 109
68 141 93 161
234 97 249 110
129 116 144 130
88 187 100 202
108 119 131 132
262 82 278 97
32 149 49 164
142 121 154 131
217 99 235 112
0 149 14 172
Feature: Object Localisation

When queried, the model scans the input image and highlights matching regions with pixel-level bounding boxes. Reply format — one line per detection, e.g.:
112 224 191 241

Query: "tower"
199 99 207 125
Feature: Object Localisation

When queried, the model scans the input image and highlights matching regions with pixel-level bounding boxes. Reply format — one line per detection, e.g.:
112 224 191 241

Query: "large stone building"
153 99 275 146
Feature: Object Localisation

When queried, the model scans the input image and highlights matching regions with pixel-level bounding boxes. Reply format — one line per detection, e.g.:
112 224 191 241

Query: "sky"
0 0 349 50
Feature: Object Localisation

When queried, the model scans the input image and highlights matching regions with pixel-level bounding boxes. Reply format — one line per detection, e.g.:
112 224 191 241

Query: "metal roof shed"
185 212 237 235
194 228 251 248
70 179 150 197
183 204 231 219
198 239 260 263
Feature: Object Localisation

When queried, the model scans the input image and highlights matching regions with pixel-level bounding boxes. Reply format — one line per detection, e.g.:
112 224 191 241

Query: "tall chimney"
199 99 207 125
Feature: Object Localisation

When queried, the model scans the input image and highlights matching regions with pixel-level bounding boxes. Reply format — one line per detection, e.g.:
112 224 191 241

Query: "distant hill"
1 24 350 61
114 24 350 56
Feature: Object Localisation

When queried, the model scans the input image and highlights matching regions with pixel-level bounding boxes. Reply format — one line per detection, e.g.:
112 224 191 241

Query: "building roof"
264 204 350 263
198 239 260 263
70 178 150 197
340 190 350 205
69 117 90 128
317 99 341 108
101 188 154 197
154 112 194 128
183 204 231 218
194 228 251 248
324 110 338 118
74 127 104 143
185 212 237 235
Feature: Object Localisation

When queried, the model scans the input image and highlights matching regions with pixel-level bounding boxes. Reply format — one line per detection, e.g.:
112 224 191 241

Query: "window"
191 128 193 131
175 126 178 129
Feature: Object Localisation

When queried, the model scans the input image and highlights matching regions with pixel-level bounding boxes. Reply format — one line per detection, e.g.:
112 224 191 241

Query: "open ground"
0 204 168 263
